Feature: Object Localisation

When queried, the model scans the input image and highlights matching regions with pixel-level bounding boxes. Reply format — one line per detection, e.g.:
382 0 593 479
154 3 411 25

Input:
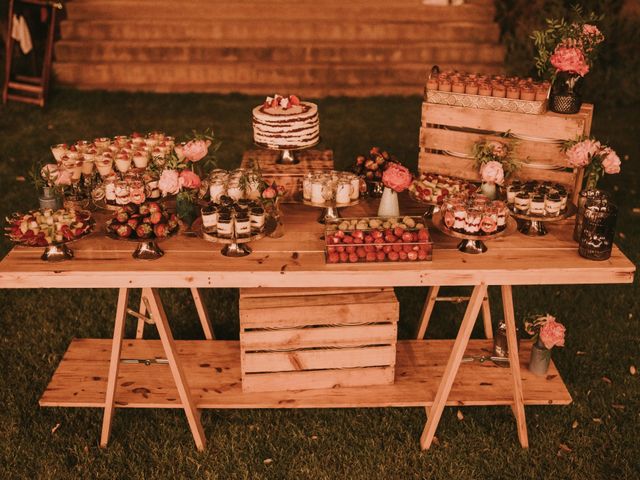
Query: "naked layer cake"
252 94 320 149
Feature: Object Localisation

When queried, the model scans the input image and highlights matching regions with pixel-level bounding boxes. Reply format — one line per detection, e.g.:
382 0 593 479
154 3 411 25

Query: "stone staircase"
53 0 504 96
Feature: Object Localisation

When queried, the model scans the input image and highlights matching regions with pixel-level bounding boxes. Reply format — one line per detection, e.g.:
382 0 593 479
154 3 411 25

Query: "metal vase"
528 342 552 376
39 187 62 210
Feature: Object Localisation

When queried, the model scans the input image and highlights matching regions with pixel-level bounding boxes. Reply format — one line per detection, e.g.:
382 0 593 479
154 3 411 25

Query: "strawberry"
376 251 386 261
345 245 356 254
147 202 161 215
348 253 359 263
115 210 129 223
366 252 377 262
407 251 419 261
116 224 132 238
388 251 399 261
289 95 301 106
417 228 430 241
61 225 74 241
136 223 153 239
127 217 140 230
153 223 168 238
339 252 349 263
149 211 163 225
356 247 367 258
327 252 340 263
399 251 408 261
401 232 414 243
393 226 405 237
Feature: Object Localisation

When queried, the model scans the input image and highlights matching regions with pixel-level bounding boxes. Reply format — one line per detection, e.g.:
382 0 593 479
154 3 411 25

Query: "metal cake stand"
432 211 517 254
199 216 276 257
509 203 576 236
254 139 320 165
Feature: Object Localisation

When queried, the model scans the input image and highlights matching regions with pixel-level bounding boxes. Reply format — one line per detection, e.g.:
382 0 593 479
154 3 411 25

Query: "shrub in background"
495 0 640 105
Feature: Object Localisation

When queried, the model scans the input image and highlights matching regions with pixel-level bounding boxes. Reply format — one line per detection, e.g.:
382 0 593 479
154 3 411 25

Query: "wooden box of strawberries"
324 216 433 264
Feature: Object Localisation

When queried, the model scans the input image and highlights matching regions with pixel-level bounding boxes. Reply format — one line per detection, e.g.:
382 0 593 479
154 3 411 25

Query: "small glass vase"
549 72 583 114
528 341 552 376
480 182 497 200
268 199 285 238
377 187 400 217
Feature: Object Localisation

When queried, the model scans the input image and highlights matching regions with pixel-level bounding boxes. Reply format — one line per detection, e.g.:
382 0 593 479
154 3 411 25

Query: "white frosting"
253 101 320 149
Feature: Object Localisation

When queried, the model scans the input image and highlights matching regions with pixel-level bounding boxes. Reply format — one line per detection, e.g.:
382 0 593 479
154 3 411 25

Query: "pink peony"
262 187 276 199
158 169 181 195
488 141 508 159
539 317 566 350
550 45 590 76
182 139 211 162
583 24 602 40
179 169 201 189
601 147 621 174
41 163 59 182
480 160 505 185
382 163 412 193
565 139 601 168
54 168 72 186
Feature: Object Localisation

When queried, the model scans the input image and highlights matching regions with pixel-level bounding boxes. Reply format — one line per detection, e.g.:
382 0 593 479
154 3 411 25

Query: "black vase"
549 72 583 114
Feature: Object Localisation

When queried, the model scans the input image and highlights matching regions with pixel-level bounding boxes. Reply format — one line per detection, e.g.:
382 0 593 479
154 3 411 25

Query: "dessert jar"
201 205 219 233
452 82 466 94
465 82 479 95
335 179 353 205
250 207 266 233
310 175 325 204
302 172 313 201
209 178 227 203
227 181 243 201
234 212 251 239
514 192 530 214
115 181 131 205
133 151 150 169
216 213 233 239
438 79 452 92
129 180 146 205
115 154 132 173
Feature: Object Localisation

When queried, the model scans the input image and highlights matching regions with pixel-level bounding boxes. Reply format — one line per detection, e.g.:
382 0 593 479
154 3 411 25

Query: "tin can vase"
39 187 62 210
528 341 552 376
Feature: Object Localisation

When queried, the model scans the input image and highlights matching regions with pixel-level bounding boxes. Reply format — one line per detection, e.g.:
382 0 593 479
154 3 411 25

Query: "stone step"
53 61 504 96
64 1 495 21
54 40 504 65
59 19 500 42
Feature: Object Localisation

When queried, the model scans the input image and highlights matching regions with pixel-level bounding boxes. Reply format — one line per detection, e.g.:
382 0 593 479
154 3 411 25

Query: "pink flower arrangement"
382 163 412 193
262 186 276 199
182 139 211 162
539 317 566 350
565 139 601 168
158 169 181 195
480 160 505 185
54 169 73 186
563 137 622 189
487 141 508 159
179 170 201 189
550 45 590 76
524 313 566 350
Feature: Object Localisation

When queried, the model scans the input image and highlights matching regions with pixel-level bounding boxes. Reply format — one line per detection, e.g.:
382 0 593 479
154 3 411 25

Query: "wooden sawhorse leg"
419 283 528 450
416 286 493 340
135 287 215 340
101 287 207 451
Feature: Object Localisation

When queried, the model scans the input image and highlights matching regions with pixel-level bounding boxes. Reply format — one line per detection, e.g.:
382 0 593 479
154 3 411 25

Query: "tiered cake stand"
432 211 517 254
509 203 577 236
254 139 319 165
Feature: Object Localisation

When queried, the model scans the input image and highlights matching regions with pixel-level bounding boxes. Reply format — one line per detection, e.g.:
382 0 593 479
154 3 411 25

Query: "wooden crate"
418 102 594 204
241 149 334 202
239 287 399 393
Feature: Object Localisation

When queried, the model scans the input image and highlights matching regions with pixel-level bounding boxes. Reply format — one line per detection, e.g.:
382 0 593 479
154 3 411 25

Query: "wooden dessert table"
0 197 635 452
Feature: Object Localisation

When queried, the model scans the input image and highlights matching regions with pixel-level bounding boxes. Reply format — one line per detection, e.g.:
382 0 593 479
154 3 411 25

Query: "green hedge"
495 0 640 105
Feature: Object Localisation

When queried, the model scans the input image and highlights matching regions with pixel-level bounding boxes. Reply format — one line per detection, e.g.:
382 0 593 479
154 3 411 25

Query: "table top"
0 195 634 289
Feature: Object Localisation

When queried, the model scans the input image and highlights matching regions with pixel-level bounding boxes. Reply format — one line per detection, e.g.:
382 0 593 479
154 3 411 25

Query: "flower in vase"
550 45 590 76
179 170 201 189
158 169 181 195
382 163 412 193
480 160 505 185
565 139 601 168
582 24 603 43
539 317 566 349
601 148 621 174
182 139 211 162
174 142 186 161
262 186 276 199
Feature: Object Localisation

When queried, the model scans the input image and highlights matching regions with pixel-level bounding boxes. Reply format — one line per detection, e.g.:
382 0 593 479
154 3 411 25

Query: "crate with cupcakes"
418 96 594 205
239 287 399 393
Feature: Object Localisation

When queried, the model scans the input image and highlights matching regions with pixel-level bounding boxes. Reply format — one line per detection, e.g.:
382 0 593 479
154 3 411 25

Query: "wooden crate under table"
239 287 399 392
241 149 333 202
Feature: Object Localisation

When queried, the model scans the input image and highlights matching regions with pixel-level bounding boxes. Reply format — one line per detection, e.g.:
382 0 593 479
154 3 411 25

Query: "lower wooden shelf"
40 339 571 409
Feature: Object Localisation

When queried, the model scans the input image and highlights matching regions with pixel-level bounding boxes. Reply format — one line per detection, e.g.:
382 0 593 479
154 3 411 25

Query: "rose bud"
138 204 150 216
115 210 129 223
147 202 161 215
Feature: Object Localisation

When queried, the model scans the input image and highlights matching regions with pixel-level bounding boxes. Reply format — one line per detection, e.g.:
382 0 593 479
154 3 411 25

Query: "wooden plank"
421 102 592 140
481 295 493 340
39 339 572 409
242 366 394 393
502 285 529 448
190 287 215 340
420 283 487 450
419 126 567 166
240 287 389 298
240 290 398 310
242 345 396 373
241 323 397 350
99 287 129 448
416 285 440 339
418 151 577 188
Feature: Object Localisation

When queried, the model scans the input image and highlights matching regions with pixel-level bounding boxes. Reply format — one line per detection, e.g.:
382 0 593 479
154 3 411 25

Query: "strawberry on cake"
252 94 320 149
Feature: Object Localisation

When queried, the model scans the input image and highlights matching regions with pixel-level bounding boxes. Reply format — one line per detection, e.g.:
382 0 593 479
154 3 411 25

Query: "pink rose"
550 45 589 76
583 24 602 40
158 169 181 195
262 187 276 199
565 139 601 168
487 141 508 159
539 317 566 350
54 168 72 186
382 163 412 193
179 170 201 189
182 139 211 162
601 147 621 174
480 160 505 185
41 164 59 182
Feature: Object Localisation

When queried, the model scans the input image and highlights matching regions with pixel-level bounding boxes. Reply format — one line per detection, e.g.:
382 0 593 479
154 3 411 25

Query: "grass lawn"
0 89 639 479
